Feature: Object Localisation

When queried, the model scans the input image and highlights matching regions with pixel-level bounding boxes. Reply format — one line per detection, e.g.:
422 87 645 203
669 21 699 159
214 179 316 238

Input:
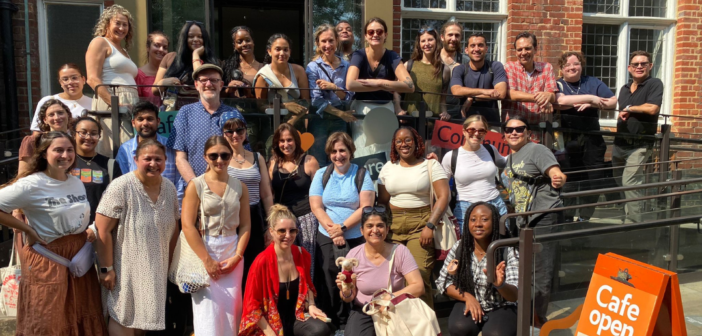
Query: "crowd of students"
0 3 665 336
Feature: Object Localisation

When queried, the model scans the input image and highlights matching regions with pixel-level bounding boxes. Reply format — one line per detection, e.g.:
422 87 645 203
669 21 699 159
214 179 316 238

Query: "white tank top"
101 37 138 86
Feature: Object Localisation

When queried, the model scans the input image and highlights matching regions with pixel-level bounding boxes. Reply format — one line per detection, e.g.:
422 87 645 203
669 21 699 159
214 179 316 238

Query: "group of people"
0 3 665 336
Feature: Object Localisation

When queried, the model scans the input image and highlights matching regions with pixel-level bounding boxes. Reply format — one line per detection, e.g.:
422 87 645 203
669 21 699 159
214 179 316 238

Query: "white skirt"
191 234 244 336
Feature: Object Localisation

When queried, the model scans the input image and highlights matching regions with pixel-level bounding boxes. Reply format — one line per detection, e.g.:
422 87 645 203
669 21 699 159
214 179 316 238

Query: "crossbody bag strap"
386 244 398 293
427 159 435 210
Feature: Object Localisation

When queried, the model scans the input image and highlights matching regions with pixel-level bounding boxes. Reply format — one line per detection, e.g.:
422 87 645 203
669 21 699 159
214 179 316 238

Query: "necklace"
241 60 259 75
77 153 97 166
565 79 581 95
233 153 246 164
278 256 294 299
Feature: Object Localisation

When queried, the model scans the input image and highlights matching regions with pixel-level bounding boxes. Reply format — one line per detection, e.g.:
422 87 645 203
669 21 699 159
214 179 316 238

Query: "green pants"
388 206 435 308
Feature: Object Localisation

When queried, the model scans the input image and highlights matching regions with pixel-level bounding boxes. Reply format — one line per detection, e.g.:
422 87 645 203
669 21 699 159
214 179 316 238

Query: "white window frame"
400 0 508 63
37 0 104 96
583 0 676 127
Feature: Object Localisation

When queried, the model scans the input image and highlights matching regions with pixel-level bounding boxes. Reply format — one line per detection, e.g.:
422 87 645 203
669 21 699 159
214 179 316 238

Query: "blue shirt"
115 134 179 187
450 61 507 110
306 57 354 116
557 75 614 130
167 101 248 195
309 164 374 239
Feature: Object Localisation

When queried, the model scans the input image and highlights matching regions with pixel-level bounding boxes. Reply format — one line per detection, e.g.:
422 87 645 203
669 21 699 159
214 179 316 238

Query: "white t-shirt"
442 145 507 203
0 173 90 243
378 159 447 208
30 94 93 131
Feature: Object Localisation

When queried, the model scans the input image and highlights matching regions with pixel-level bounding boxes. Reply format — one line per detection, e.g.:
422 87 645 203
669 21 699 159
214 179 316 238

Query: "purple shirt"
346 244 418 306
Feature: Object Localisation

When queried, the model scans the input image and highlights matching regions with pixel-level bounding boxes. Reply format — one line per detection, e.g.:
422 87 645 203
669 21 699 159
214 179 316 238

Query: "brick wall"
393 0 401 53
12 0 41 131
671 0 702 169
506 0 583 69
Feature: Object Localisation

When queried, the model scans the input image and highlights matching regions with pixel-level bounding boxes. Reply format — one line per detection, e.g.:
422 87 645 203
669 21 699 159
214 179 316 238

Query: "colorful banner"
157 110 178 138
351 152 387 181
430 120 510 156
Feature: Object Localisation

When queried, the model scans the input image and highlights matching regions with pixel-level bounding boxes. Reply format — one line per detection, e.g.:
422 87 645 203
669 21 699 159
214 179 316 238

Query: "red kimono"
239 244 316 336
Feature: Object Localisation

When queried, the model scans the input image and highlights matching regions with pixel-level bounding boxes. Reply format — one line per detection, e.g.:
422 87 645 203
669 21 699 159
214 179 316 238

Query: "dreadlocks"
452 201 503 296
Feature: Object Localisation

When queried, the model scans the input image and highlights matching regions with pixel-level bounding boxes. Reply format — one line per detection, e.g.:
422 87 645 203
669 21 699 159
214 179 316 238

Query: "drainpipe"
24 0 32 122
0 0 19 131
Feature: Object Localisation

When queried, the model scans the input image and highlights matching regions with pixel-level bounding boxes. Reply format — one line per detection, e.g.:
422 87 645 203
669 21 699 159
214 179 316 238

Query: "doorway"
214 0 306 65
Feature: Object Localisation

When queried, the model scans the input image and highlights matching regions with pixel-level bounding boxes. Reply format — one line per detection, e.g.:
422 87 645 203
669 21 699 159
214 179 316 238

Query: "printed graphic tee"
72 153 122 223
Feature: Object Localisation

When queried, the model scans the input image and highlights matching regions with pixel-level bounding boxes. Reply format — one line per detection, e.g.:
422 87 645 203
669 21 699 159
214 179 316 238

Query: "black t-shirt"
556 76 615 131
444 53 470 118
349 48 402 102
615 76 664 146
71 154 122 223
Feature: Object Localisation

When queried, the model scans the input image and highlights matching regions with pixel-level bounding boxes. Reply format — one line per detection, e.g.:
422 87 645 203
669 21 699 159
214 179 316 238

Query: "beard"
138 127 157 139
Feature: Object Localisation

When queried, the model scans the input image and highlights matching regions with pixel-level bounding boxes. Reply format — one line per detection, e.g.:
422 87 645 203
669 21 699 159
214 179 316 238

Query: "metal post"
658 124 671 191
418 101 427 141
110 93 120 159
273 93 282 130
668 170 682 271
0 0 19 132
517 225 535 336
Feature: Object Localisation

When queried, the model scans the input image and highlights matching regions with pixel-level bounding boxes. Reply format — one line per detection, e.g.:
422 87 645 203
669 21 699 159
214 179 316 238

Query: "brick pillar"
671 0 702 166
393 0 401 53
507 0 583 68
12 0 40 130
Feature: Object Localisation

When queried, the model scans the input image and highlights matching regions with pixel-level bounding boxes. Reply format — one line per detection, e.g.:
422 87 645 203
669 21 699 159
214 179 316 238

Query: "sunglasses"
504 126 527 134
275 228 299 237
366 29 385 37
206 152 232 161
419 27 435 34
186 20 204 25
363 205 387 214
629 62 650 68
223 127 246 136
465 127 487 136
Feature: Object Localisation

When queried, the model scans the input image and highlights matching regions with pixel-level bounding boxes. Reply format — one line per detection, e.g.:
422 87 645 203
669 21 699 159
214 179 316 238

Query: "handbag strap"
386 244 398 293
32 244 71 268
427 159 435 210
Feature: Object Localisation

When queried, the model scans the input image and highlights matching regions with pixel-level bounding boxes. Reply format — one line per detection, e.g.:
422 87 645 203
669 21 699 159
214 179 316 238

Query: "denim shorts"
453 196 508 235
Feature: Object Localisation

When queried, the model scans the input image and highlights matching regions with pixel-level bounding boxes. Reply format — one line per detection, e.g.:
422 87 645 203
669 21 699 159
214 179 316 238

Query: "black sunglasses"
223 127 246 136
206 152 232 161
186 20 204 25
504 126 527 134
363 206 387 214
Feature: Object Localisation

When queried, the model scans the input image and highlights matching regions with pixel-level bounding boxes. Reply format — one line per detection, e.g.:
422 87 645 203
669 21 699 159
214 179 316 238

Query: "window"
400 0 506 61
582 0 675 122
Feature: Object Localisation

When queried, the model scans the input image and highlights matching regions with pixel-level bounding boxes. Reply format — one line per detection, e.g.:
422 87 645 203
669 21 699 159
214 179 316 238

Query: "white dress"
96 173 179 330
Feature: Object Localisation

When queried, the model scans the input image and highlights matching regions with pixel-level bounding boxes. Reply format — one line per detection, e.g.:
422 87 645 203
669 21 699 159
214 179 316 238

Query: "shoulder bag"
362 244 441 336
32 241 95 277
0 242 21 316
427 159 460 261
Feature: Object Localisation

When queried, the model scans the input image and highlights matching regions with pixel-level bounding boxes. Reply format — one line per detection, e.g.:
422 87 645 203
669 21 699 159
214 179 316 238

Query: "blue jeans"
454 196 508 235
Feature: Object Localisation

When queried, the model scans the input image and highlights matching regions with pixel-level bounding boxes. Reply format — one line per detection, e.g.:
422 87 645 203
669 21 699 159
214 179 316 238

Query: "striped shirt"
227 155 261 205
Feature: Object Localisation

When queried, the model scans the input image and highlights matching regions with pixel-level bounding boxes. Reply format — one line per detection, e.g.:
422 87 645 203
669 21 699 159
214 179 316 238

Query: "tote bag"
0 242 21 316
427 159 460 260
362 245 441 336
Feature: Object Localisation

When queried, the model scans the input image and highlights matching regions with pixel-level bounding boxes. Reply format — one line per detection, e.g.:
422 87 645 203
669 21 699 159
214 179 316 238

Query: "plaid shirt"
503 61 558 123
436 241 519 312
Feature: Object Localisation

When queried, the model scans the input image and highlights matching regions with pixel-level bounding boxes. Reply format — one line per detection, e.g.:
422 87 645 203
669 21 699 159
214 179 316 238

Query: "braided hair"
451 202 504 297
222 26 253 84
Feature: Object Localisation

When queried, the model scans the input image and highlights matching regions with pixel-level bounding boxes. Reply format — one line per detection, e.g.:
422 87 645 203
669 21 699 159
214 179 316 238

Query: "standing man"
504 32 557 124
555 52 617 222
439 21 468 119
116 101 179 187
613 50 663 223
167 64 248 198
450 32 507 124
336 20 355 61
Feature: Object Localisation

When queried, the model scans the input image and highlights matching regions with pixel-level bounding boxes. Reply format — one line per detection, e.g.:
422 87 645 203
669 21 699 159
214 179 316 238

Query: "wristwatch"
426 222 436 230
624 105 631 112
340 225 348 233
100 266 113 273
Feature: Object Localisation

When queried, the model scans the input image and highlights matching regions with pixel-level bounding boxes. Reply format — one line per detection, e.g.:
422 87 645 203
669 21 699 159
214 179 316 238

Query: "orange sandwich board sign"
575 253 686 336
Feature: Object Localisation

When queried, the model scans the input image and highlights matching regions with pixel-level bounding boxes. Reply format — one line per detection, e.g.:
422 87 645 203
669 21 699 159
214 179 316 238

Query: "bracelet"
192 59 203 64
341 290 353 299
235 253 243 260
494 282 506 289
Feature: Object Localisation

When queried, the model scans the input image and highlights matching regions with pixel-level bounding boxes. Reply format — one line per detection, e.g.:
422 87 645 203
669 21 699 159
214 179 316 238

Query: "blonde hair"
267 204 297 229
462 114 489 130
93 5 135 50
313 24 338 60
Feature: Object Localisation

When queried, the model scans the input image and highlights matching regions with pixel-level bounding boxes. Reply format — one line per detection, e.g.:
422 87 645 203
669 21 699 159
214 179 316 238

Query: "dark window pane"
582 23 619 92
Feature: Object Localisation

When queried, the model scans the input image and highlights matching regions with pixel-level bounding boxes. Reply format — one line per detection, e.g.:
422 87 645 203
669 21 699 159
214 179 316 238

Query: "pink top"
346 244 418 306
135 69 160 105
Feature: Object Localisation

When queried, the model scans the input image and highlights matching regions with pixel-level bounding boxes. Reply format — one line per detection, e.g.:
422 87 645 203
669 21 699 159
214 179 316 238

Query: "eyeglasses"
504 126 527 134
197 78 222 85
419 27 435 34
363 206 386 214
223 127 246 136
366 29 385 37
465 128 487 136
59 75 81 84
275 228 299 237
394 138 414 146
629 62 650 68
206 152 232 161
563 62 581 69
76 131 100 139
186 20 204 25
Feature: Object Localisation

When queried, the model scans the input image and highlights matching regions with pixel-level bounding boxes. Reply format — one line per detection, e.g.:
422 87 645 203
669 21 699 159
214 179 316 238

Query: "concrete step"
0 316 15 336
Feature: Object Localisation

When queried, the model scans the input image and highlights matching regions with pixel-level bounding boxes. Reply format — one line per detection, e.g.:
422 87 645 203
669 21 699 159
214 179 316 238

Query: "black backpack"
448 144 499 210
321 164 367 193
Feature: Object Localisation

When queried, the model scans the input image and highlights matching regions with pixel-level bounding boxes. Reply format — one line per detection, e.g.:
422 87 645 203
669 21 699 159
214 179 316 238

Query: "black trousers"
315 232 365 329
532 211 564 325
345 306 376 336
561 133 607 220
242 202 266 294
289 317 332 336
448 303 517 336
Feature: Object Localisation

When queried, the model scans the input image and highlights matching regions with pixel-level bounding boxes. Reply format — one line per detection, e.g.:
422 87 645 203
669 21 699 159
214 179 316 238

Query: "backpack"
322 164 367 193
448 144 499 210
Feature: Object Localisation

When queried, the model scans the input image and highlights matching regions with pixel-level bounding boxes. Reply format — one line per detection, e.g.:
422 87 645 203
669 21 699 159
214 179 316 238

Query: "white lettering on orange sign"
588 285 639 336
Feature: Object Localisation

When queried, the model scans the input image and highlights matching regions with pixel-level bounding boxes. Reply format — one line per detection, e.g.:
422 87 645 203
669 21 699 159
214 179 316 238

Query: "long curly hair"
390 126 426 163
92 5 134 50
37 99 71 133
222 26 253 84
409 26 443 79
451 202 504 296
2 132 76 188
164 21 217 84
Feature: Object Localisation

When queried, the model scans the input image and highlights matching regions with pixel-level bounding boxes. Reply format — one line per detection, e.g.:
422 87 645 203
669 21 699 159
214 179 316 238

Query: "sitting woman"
240 204 331 336
436 202 518 336
337 206 424 336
